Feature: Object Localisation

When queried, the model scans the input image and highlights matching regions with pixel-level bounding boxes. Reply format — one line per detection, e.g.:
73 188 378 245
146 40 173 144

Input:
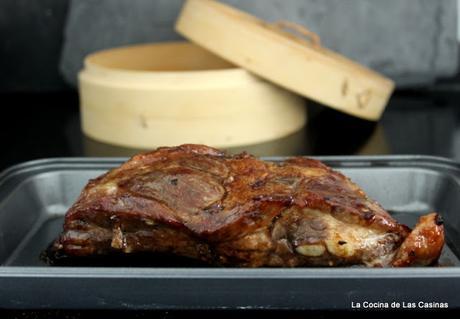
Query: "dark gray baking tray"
0 156 460 310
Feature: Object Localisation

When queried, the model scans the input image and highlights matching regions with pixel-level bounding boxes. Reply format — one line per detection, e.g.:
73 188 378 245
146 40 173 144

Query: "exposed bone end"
144 219 156 226
111 226 124 249
111 226 134 253
296 244 325 257
325 238 354 258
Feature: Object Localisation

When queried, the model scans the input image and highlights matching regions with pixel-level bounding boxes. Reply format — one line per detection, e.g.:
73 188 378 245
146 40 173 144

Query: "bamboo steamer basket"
79 42 306 149
176 0 395 121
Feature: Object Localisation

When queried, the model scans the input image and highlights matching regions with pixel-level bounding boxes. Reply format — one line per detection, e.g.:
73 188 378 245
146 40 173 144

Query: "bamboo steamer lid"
176 0 395 121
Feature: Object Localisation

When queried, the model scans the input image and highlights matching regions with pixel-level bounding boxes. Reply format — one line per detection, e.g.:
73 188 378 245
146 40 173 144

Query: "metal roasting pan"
0 156 459 310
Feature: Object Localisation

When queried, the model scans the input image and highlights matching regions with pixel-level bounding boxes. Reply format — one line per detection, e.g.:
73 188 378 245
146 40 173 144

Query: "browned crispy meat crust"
53 144 444 267
392 213 444 267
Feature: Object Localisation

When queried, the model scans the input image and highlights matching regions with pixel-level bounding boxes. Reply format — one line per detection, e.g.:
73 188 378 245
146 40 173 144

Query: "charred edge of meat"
435 214 444 226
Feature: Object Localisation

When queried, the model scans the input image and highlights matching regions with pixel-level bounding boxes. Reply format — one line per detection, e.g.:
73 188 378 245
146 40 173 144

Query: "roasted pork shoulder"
52 144 444 267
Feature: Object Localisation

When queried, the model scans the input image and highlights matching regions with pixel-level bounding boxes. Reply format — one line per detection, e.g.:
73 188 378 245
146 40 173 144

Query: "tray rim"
2 154 460 184
1 266 460 278
1 154 460 278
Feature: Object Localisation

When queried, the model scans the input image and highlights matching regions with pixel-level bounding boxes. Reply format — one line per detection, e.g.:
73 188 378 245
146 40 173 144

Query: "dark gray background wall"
1 0 458 92
0 0 69 91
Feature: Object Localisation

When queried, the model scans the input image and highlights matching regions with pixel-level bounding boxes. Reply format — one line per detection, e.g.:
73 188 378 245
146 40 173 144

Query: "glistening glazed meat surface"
53 144 444 267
